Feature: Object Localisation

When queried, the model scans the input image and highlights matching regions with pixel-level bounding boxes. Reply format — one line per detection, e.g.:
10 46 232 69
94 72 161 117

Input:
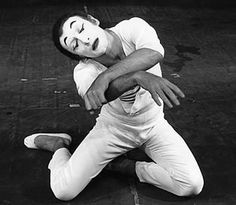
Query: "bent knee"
176 174 204 197
50 178 81 201
52 186 79 201
50 167 85 201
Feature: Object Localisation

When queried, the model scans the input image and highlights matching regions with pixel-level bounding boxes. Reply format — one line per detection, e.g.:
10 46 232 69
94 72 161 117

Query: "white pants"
48 105 204 201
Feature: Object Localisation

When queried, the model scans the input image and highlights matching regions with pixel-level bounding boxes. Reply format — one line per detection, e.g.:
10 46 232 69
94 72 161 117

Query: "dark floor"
0 3 235 205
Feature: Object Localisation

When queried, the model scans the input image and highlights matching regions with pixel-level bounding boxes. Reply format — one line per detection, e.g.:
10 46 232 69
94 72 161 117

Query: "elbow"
153 50 164 63
145 49 164 66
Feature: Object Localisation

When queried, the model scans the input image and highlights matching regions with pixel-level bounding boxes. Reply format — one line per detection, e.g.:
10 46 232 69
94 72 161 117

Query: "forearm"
104 48 163 82
105 72 138 102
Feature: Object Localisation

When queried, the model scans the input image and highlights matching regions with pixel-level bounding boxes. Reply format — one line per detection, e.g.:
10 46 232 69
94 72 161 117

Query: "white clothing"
48 17 203 200
74 17 164 115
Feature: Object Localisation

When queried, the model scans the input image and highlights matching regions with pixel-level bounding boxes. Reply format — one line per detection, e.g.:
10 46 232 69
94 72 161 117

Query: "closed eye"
73 39 78 50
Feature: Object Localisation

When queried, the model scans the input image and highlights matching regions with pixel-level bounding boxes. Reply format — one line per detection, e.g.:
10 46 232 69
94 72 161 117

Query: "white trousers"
48 105 204 201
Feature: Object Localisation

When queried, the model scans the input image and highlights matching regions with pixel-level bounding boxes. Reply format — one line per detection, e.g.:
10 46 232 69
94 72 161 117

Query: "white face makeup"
59 16 108 58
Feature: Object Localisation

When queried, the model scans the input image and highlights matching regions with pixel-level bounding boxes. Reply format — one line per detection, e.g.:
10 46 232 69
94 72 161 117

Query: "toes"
24 134 38 149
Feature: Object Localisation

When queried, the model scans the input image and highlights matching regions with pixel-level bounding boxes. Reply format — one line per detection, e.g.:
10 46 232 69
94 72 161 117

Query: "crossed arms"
81 47 184 111
74 51 185 112
84 69 185 111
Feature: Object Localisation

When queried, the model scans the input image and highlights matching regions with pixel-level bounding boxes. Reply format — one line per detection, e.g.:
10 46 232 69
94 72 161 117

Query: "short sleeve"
73 61 104 98
118 17 164 57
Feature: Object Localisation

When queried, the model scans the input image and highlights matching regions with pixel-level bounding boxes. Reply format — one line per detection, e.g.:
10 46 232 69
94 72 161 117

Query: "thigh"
142 118 202 179
69 117 138 180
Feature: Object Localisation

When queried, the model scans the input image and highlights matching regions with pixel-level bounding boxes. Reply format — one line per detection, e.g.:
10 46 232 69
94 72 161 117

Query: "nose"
78 34 90 44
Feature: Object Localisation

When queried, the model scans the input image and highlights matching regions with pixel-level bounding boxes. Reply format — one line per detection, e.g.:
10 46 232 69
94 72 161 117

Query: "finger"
97 91 107 104
167 81 185 98
91 91 103 108
84 94 92 110
162 86 180 106
156 88 173 108
150 91 162 106
86 92 98 110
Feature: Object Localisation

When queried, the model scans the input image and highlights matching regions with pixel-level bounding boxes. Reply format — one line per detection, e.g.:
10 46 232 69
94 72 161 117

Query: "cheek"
75 47 90 57
59 38 65 48
88 26 102 38
60 38 71 52
62 46 72 54
66 46 74 54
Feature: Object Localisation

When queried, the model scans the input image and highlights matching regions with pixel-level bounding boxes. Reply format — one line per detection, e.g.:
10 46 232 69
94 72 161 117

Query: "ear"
87 15 100 26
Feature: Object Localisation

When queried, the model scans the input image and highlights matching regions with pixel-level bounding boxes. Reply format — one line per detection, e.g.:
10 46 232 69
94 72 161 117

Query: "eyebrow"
70 20 76 28
63 20 77 46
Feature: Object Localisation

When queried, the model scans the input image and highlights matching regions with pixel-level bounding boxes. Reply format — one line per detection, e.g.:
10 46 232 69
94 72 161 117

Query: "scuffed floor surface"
0 4 235 205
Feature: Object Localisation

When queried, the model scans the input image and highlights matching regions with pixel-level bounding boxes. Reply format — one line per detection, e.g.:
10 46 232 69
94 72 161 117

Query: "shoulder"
73 60 96 82
73 60 106 97
111 17 156 39
128 17 148 25
74 59 103 75
110 17 153 42
73 59 106 82
113 17 149 29
74 59 97 73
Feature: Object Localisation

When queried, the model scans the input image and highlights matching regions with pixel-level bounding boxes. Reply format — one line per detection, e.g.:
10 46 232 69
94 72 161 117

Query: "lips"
92 38 99 50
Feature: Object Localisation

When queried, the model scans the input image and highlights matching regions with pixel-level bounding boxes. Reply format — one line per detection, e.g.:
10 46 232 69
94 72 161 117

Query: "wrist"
100 71 112 84
101 70 113 83
133 71 144 86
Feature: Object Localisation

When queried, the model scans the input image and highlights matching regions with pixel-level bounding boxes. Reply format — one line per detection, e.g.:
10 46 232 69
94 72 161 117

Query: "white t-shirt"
73 17 164 115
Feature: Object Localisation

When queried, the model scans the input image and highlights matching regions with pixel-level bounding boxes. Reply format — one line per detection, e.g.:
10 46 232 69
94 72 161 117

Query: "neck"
95 29 125 66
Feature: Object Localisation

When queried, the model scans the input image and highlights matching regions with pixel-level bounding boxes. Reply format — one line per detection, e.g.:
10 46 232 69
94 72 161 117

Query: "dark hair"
52 11 89 61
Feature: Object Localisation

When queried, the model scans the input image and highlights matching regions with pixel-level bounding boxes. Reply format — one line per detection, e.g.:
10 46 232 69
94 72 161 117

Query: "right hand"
84 72 109 113
135 71 185 108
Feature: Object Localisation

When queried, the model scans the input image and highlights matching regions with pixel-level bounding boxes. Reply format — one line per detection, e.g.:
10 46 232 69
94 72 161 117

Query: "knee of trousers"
51 180 82 201
51 182 81 201
50 171 84 201
174 172 204 197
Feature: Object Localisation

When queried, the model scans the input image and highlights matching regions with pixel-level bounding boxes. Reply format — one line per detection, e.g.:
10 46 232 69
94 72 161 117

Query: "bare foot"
34 135 70 152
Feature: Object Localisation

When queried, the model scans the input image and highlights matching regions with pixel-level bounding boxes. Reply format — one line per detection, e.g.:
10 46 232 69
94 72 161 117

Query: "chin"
94 50 106 58
87 53 102 58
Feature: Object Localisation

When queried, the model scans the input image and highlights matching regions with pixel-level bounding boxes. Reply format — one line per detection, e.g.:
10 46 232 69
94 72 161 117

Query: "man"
24 12 204 201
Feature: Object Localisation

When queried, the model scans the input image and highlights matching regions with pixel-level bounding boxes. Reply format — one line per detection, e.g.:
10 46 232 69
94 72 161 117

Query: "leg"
136 118 204 196
47 119 138 201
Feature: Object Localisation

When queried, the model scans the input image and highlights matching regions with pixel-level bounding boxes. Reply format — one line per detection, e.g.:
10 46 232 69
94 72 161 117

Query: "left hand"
135 71 185 108
84 73 109 112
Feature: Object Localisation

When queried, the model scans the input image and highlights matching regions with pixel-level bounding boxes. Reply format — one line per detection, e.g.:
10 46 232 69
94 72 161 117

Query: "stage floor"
0 4 235 205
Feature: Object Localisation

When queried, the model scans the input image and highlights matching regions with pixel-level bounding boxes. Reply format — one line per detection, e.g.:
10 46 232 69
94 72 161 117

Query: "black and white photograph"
0 0 235 204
